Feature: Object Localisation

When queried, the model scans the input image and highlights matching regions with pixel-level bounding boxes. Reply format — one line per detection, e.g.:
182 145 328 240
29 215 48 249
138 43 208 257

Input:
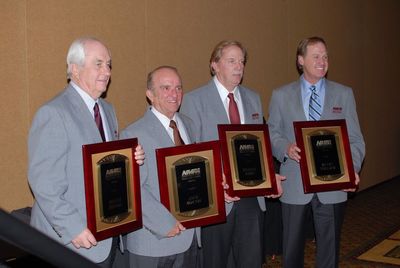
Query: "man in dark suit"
267 36 366 267
28 37 144 267
121 66 200 268
180 40 282 268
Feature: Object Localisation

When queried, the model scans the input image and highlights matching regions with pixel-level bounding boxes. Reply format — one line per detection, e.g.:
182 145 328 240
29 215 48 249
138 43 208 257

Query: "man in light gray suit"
267 36 365 268
180 40 282 268
121 66 200 268
28 37 144 267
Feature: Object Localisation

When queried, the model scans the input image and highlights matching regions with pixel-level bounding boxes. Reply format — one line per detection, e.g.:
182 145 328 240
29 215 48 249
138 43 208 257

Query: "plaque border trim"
155 140 226 229
82 138 142 241
218 124 278 197
293 119 356 193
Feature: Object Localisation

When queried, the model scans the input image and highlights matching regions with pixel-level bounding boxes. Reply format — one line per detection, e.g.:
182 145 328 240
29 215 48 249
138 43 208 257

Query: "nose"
234 61 244 70
170 88 178 97
102 65 111 76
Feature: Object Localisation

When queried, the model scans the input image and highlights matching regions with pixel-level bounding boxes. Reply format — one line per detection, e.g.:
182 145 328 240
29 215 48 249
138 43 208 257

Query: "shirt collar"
300 75 325 94
150 106 178 130
70 81 98 112
213 76 239 101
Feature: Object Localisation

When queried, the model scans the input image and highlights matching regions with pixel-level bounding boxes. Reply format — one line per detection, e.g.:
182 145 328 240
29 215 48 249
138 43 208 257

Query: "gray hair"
66 37 104 79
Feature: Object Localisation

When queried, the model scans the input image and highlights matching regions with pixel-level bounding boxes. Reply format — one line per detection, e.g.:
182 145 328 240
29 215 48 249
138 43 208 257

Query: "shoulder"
276 81 299 92
238 85 260 98
270 81 299 100
325 79 352 93
99 98 115 111
184 80 214 98
178 112 194 126
33 88 70 117
122 116 147 135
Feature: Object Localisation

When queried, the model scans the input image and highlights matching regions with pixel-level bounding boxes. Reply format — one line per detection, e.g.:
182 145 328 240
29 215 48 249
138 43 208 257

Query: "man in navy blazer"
28 37 144 267
180 40 282 268
121 66 200 268
267 36 365 267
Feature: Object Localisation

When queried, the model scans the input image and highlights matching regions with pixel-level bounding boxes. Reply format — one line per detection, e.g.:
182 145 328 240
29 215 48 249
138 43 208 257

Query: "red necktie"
169 120 185 146
228 93 240 124
94 103 106 142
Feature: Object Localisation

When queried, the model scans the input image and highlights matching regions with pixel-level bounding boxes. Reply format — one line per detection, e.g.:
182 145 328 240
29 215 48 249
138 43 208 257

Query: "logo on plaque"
172 156 212 217
308 130 344 181
97 154 131 224
231 133 266 186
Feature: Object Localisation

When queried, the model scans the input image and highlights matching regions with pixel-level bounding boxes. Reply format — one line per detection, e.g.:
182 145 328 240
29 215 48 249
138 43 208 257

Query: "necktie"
228 93 240 124
308 85 322 121
94 103 106 142
169 120 184 146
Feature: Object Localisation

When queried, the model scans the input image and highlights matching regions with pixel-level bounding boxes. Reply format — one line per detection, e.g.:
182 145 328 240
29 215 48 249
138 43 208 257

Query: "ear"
211 61 218 74
146 89 154 103
71 64 80 79
297 55 304 67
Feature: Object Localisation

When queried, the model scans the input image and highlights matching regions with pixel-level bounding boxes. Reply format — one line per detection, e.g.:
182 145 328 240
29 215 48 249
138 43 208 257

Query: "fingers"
343 172 360 192
134 144 145 165
167 222 186 237
276 174 286 181
224 191 240 203
177 222 186 231
222 180 240 203
287 143 301 162
71 229 97 249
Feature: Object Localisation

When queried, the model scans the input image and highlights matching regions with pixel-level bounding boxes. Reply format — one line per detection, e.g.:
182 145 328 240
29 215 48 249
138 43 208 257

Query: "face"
298 42 328 84
146 68 183 119
211 45 245 92
72 40 111 99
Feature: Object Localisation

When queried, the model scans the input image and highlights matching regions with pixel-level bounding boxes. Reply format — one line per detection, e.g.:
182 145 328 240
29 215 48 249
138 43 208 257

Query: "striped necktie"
309 85 322 121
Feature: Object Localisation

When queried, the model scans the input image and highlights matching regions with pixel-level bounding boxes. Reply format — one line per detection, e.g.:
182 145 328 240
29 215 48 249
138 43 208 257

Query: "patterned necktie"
228 93 241 124
169 120 184 146
94 103 106 142
309 85 322 121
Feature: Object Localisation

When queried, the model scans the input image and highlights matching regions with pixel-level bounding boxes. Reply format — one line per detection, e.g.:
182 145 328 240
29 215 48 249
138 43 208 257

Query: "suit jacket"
28 84 119 262
180 79 266 213
120 108 200 257
267 79 366 205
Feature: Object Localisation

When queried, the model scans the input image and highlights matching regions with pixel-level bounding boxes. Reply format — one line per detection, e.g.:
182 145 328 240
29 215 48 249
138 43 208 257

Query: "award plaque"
293 119 356 193
218 124 278 197
82 138 142 241
156 141 226 228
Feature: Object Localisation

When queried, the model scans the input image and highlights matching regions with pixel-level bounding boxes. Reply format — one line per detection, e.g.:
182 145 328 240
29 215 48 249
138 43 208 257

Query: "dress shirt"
213 76 244 124
150 106 189 145
70 81 110 141
300 75 326 121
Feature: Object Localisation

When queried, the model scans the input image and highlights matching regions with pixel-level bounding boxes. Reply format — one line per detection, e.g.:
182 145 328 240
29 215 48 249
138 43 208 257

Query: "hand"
71 228 97 249
343 172 360 192
166 221 186 237
266 174 286 198
222 174 240 203
287 143 301 162
134 144 145 165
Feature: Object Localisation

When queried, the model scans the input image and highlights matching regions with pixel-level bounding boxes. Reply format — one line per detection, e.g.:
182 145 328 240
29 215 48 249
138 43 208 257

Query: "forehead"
154 69 181 85
84 41 111 61
221 45 244 58
305 42 328 55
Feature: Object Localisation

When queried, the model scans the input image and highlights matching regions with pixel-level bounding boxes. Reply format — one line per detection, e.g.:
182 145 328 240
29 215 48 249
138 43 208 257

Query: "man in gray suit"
267 36 366 268
121 66 200 268
180 40 282 268
28 37 144 267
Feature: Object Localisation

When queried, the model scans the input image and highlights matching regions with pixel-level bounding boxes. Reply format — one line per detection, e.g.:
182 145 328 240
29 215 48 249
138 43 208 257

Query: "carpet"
357 229 400 266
